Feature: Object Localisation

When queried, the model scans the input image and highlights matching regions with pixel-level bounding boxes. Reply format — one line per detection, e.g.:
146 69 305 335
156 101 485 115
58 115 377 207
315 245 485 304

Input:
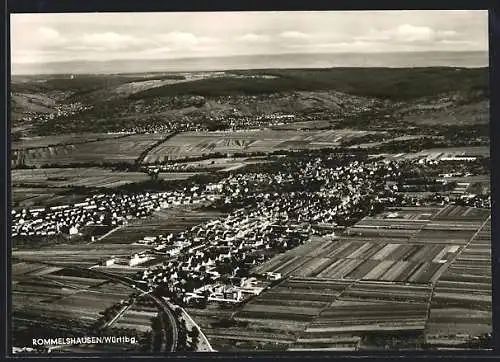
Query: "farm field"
144 129 378 161
184 306 288 351
102 207 227 244
155 156 272 171
196 205 491 351
112 306 158 334
294 283 431 351
11 133 129 150
11 187 89 209
12 168 201 188
254 237 455 283
11 261 150 350
12 242 148 268
347 135 431 149
373 146 490 161
426 216 492 347
252 206 481 284
12 262 133 327
188 278 352 351
12 133 171 167
436 174 490 184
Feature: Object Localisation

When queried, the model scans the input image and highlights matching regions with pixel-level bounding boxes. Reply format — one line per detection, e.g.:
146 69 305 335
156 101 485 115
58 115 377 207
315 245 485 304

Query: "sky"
11 11 488 64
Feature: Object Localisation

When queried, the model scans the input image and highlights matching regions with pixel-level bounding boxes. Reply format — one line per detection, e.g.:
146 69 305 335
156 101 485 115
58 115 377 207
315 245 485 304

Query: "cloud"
436 30 459 38
38 27 61 41
35 27 69 48
394 24 435 42
280 31 310 40
356 24 463 44
156 31 218 48
237 33 271 43
143 46 172 55
81 32 152 51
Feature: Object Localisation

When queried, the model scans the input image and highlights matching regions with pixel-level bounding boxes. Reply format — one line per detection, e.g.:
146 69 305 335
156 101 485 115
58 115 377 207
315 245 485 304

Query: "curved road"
80 267 179 352
77 267 179 352
13 258 179 352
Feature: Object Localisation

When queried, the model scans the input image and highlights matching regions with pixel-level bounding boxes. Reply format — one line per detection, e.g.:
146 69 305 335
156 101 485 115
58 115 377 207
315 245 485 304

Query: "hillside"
10 67 489 135
129 67 488 101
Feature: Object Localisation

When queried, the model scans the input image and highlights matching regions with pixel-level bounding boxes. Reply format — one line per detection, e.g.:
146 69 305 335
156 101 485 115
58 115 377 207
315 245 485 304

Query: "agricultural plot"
295 299 428 350
426 216 492 347
11 133 127 151
12 168 199 189
237 205 491 350
344 209 440 240
144 129 377 161
236 277 351 322
12 262 134 331
13 242 148 267
196 278 352 350
13 133 170 167
374 146 490 161
271 120 333 130
11 187 92 209
290 280 432 351
158 156 271 172
12 187 64 208
112 308 157 334
353 218 429 230
432 204 490 222
186 306 296 351
102 207 226 244
253 234 460 284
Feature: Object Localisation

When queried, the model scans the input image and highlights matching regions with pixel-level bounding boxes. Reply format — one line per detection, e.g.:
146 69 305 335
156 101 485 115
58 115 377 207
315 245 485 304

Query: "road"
87 225 124 244
73 266 180 352
104 304 132 329
165 300 215 352
14 258 179 352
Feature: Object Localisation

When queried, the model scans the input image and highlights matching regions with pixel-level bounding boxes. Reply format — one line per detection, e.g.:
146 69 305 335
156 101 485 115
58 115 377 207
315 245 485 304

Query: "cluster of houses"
209 158 414 228
229 114 296 130
129 154 490 307
205 113 297 130
11 190 217 238
125 159 424 305
456 193 490 209
119 119 205 135
135 209 311 305
19 102 91 123
13 148 488 241
142 163 211 173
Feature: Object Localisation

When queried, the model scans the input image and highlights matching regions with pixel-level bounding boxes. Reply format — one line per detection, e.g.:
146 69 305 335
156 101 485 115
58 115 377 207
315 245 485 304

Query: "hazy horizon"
10 10 488 75
10 50 488 76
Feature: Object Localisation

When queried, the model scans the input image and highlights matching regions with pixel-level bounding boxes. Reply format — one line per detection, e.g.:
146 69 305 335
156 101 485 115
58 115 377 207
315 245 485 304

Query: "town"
11 150 490 316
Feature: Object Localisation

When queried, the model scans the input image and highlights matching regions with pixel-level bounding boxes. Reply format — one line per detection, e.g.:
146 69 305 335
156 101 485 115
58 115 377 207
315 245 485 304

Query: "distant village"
18 101 92 124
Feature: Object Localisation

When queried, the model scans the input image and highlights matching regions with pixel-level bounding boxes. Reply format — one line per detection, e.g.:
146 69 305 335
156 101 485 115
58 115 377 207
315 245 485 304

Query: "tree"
189 327 200 349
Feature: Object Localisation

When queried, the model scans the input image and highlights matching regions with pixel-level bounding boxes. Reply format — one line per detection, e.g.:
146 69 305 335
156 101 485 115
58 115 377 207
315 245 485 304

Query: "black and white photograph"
9 10 491 354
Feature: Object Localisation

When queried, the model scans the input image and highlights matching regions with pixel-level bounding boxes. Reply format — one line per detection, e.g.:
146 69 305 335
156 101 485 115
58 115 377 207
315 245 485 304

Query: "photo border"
2 1 499 360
